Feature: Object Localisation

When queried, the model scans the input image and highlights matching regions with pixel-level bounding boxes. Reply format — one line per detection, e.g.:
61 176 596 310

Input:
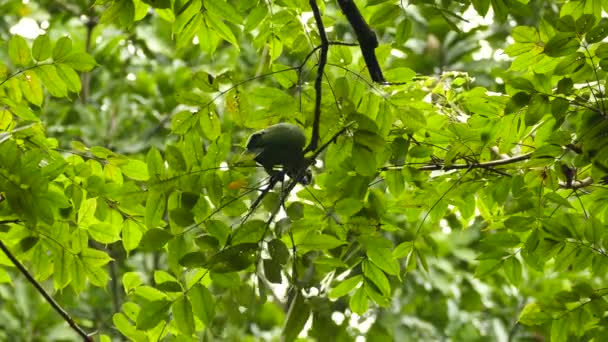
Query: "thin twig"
0 241 93 341
380 152 534 172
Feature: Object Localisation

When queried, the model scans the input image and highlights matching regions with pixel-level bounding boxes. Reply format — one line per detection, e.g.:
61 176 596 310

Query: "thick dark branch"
336 0 386 83
306 0 329 153
0 241 93 341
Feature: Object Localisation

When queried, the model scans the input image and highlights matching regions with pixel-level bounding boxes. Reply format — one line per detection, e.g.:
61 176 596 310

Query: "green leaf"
367 247 400 276
349 285 368 314
369 4 400 27
200 110 221 140
89 223 121 243
61 52 97 72
263 258 282 283
525 94 549 126
503 256 522 286
120 159 149 181
139 228 173 251
78 197 97 227
36 65 68 97
20 71 43 106
575 14 595 34
136 299 171 330
122 272 142 294
543 32 579 57
554 52 586 75
189 284 215 325
518 302 552 325
207 243 258 273
80 248 112 266
55 64 81 93
283 292 310 342
52 36 72 61
205 13 239 49
172 296 195 335
297 233 345 253
329 275 363 299
480 232 520 248
178 251 207 268
363 260 390 296
122 220 143 253
586 18 608 43
204 0 243 24
32 34 52 61
268 238 289 265
475 259 503 278
8 35 31 67
145 190 165 229
512 26 539 43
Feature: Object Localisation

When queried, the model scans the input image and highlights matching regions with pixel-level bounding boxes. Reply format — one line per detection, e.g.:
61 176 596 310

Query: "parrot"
246 123 312 184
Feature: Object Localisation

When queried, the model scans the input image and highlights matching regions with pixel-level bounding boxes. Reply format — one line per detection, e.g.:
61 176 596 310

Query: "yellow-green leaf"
8 35 31 67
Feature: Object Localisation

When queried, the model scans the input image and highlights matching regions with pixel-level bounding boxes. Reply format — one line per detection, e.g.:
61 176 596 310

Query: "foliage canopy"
1 0 608 341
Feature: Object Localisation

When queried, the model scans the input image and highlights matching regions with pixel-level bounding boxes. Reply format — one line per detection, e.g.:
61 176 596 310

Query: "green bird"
246 123 312 184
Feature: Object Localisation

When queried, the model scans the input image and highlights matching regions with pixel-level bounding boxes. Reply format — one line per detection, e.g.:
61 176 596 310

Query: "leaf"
55 64 82 93
8 35 31 67
172 296 195 335
297 233 345 253
205 13 239 49
78 197 97 227
207 243 258 273
204 0 243 24
519 302 552 325
200 110 221 140
120 159 149 181
62 52 97 72
349 285 368 314
263 258 282 283
32 34 52 61
136 299 171 330
586 18 608 43
189 284 215 325
80 248 112 267
369 4 400 27
282 292 310 342
20 71 43 106
139 228 173 251
474 259 503 278
543 32 579 57
503 256 522 286
178 251 207 268
329 275 363 299
89 223 121 243
122 220 143 253
52 36 72 61
367 247 400 276
480 232 521 248
554 52 586 75
268 239 289 265
36 65 68 97
363 260 390 296
525 94 549 126
145 190 165 229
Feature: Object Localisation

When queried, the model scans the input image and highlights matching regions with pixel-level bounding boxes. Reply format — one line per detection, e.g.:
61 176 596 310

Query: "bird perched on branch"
246 123 312 184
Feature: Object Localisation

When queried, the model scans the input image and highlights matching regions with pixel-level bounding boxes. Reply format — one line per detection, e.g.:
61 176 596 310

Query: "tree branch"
305 0 329 153
0 240 93 341
381 152 534 172
336 0 386 83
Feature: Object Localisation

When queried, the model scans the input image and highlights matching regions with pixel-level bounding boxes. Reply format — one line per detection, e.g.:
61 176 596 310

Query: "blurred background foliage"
1 0 608 341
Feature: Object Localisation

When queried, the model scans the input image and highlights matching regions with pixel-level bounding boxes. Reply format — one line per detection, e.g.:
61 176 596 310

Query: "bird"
246 123 312 184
